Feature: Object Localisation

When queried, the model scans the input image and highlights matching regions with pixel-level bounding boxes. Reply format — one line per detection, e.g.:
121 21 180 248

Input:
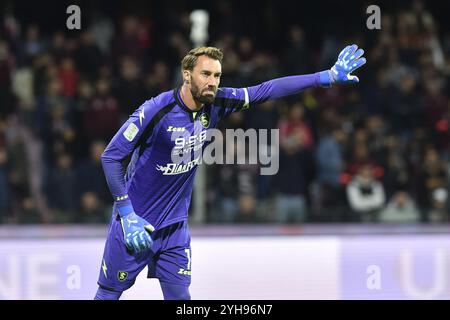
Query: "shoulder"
214 87 249 109
215 87 242 99
143 89 177 112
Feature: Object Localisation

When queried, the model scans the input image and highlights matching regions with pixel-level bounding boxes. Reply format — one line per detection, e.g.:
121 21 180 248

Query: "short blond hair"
181 46 223 71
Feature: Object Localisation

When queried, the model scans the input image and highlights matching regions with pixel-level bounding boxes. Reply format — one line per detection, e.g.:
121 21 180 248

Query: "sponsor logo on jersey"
156 157 201 175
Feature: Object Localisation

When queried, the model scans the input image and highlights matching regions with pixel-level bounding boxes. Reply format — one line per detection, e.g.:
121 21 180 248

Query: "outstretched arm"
247 44 366 104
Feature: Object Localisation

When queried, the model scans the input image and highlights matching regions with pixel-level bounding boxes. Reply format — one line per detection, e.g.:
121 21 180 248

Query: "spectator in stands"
115 55 146 115
379 191 420 223
275 103 314 223
0 40 15 119
315 127 347 221
83 78 120 141
245 100 280 217
416 147 448 221
58 57 79 98
76 140 110 207
46 152 76 220
380 134 411 198
347 164 386 222
77 191 109 224
427 188 449 223
0 146 8 222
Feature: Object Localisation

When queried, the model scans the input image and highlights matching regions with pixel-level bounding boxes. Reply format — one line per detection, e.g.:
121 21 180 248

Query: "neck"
180 84 204 111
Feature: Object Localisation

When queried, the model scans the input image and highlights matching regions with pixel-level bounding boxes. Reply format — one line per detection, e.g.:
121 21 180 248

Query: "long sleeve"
215 71 331 120
247 72 326 104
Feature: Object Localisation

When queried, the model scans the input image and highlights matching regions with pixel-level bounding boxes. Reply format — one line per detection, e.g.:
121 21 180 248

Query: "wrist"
318 70 333 87
115 197 134 217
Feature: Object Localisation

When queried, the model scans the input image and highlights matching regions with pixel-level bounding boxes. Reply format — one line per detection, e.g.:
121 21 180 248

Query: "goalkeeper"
95 44 366 299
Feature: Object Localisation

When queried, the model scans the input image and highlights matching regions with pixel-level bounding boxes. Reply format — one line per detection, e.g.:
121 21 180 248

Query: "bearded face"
185 55 222 105
189 74 217 104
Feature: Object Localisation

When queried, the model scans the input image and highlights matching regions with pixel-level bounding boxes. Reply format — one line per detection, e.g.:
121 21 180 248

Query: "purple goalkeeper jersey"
101 73 323 230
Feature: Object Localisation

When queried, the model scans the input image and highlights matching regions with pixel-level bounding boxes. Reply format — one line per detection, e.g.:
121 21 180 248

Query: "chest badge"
199 113 210 128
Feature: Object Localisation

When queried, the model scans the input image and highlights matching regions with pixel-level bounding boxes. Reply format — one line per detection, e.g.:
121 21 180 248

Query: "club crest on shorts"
117 271 128 281
200 113 210 128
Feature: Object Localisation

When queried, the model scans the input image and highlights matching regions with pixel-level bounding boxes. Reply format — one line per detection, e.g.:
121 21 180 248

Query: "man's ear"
183 70 190 84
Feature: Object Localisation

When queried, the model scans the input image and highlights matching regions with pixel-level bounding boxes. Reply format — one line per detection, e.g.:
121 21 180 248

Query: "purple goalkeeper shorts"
97 212 192 292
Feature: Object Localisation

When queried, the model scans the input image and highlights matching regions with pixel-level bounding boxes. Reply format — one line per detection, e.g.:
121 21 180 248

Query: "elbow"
100 149 108 159
100 150 108 163
100 149 114 169
100 143 126 169
100 147 124 170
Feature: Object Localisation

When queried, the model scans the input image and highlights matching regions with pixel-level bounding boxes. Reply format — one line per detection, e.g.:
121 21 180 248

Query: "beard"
190 77 216 104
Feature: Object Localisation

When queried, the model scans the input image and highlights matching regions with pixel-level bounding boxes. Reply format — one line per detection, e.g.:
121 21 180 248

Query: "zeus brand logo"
178 268 192 276
167 126 186 132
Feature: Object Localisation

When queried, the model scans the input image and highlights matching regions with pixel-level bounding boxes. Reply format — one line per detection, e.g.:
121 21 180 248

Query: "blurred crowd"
0 0 449 224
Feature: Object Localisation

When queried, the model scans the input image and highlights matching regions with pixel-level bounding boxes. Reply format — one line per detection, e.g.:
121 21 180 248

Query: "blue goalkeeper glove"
118 209 154 254
319 44 366 86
